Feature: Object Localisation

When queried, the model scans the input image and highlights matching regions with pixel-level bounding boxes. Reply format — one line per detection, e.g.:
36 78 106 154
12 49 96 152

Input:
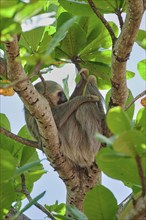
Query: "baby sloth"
24 70 105 167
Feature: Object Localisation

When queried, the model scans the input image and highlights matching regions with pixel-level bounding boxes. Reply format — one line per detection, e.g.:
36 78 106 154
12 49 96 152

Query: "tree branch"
0 126 40 150
4 35 101 212
20 174 56 220
87 0 116 45
125 90 146 111
109 0 144 109
119 195 146 220
3 207 31 220
115 9 124 29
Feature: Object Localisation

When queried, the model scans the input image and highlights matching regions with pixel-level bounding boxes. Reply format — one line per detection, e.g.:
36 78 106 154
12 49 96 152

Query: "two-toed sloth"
24 69 105 167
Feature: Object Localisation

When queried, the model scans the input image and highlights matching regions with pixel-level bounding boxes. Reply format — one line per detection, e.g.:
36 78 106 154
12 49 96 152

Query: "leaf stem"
0 126 40 150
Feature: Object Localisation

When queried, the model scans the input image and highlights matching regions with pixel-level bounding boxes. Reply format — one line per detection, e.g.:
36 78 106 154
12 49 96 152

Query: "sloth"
24 69 105 167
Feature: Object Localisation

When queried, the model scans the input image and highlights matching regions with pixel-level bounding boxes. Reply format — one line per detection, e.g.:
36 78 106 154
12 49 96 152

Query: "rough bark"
109 0 144 108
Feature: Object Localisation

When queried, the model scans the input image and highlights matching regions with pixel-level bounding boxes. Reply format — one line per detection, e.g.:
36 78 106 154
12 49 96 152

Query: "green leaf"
15 160 43 176
136 29 146 50
17 191 46 217
137 59 146 81
46 16 78 55
81 50 112 65
80 22 118 54
0 182 16 219
96 148 141 185
14 1 43 23
94 0 126 13
0 0 18 8
84 185 118 220
0 113 11 130
67 206 88 220
126 70 135 79
59 23 87 57
45 201 66 215
20 27 45 52
59 0 93 16
113 130 146 157
0 149 16 183
135 108 146 137
106 107 131 135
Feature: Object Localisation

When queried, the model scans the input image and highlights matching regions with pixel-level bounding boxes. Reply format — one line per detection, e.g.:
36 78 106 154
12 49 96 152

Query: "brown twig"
0 126 41 150
135 155 146 196
125 90 146 111
0 61 42 89
115 9 124 29
87 0 116 45
21 174 56 220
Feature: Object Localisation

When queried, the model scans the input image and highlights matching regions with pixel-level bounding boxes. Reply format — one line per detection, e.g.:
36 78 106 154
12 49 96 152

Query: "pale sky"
0 12 145 220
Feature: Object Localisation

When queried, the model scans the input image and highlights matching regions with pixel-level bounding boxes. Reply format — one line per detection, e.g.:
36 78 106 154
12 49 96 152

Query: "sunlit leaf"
135 108 146 136
113 130 146 157
59 0 92 16
136 29 146 50
106 107 131 134
137 59 146 81
126 70 135 79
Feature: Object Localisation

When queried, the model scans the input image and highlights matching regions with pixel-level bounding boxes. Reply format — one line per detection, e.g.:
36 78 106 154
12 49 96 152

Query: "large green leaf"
81 50 112 65
96 148 141 185
59 0 93 16
94 0 126 13
59 23 87 57
136 29 146 50
46 16 78 56
20 27 45 52
59 0 126 15
106 107 131 134
137 59 146 81
80 21 118 55
113 130 146 157
84 185 118 220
